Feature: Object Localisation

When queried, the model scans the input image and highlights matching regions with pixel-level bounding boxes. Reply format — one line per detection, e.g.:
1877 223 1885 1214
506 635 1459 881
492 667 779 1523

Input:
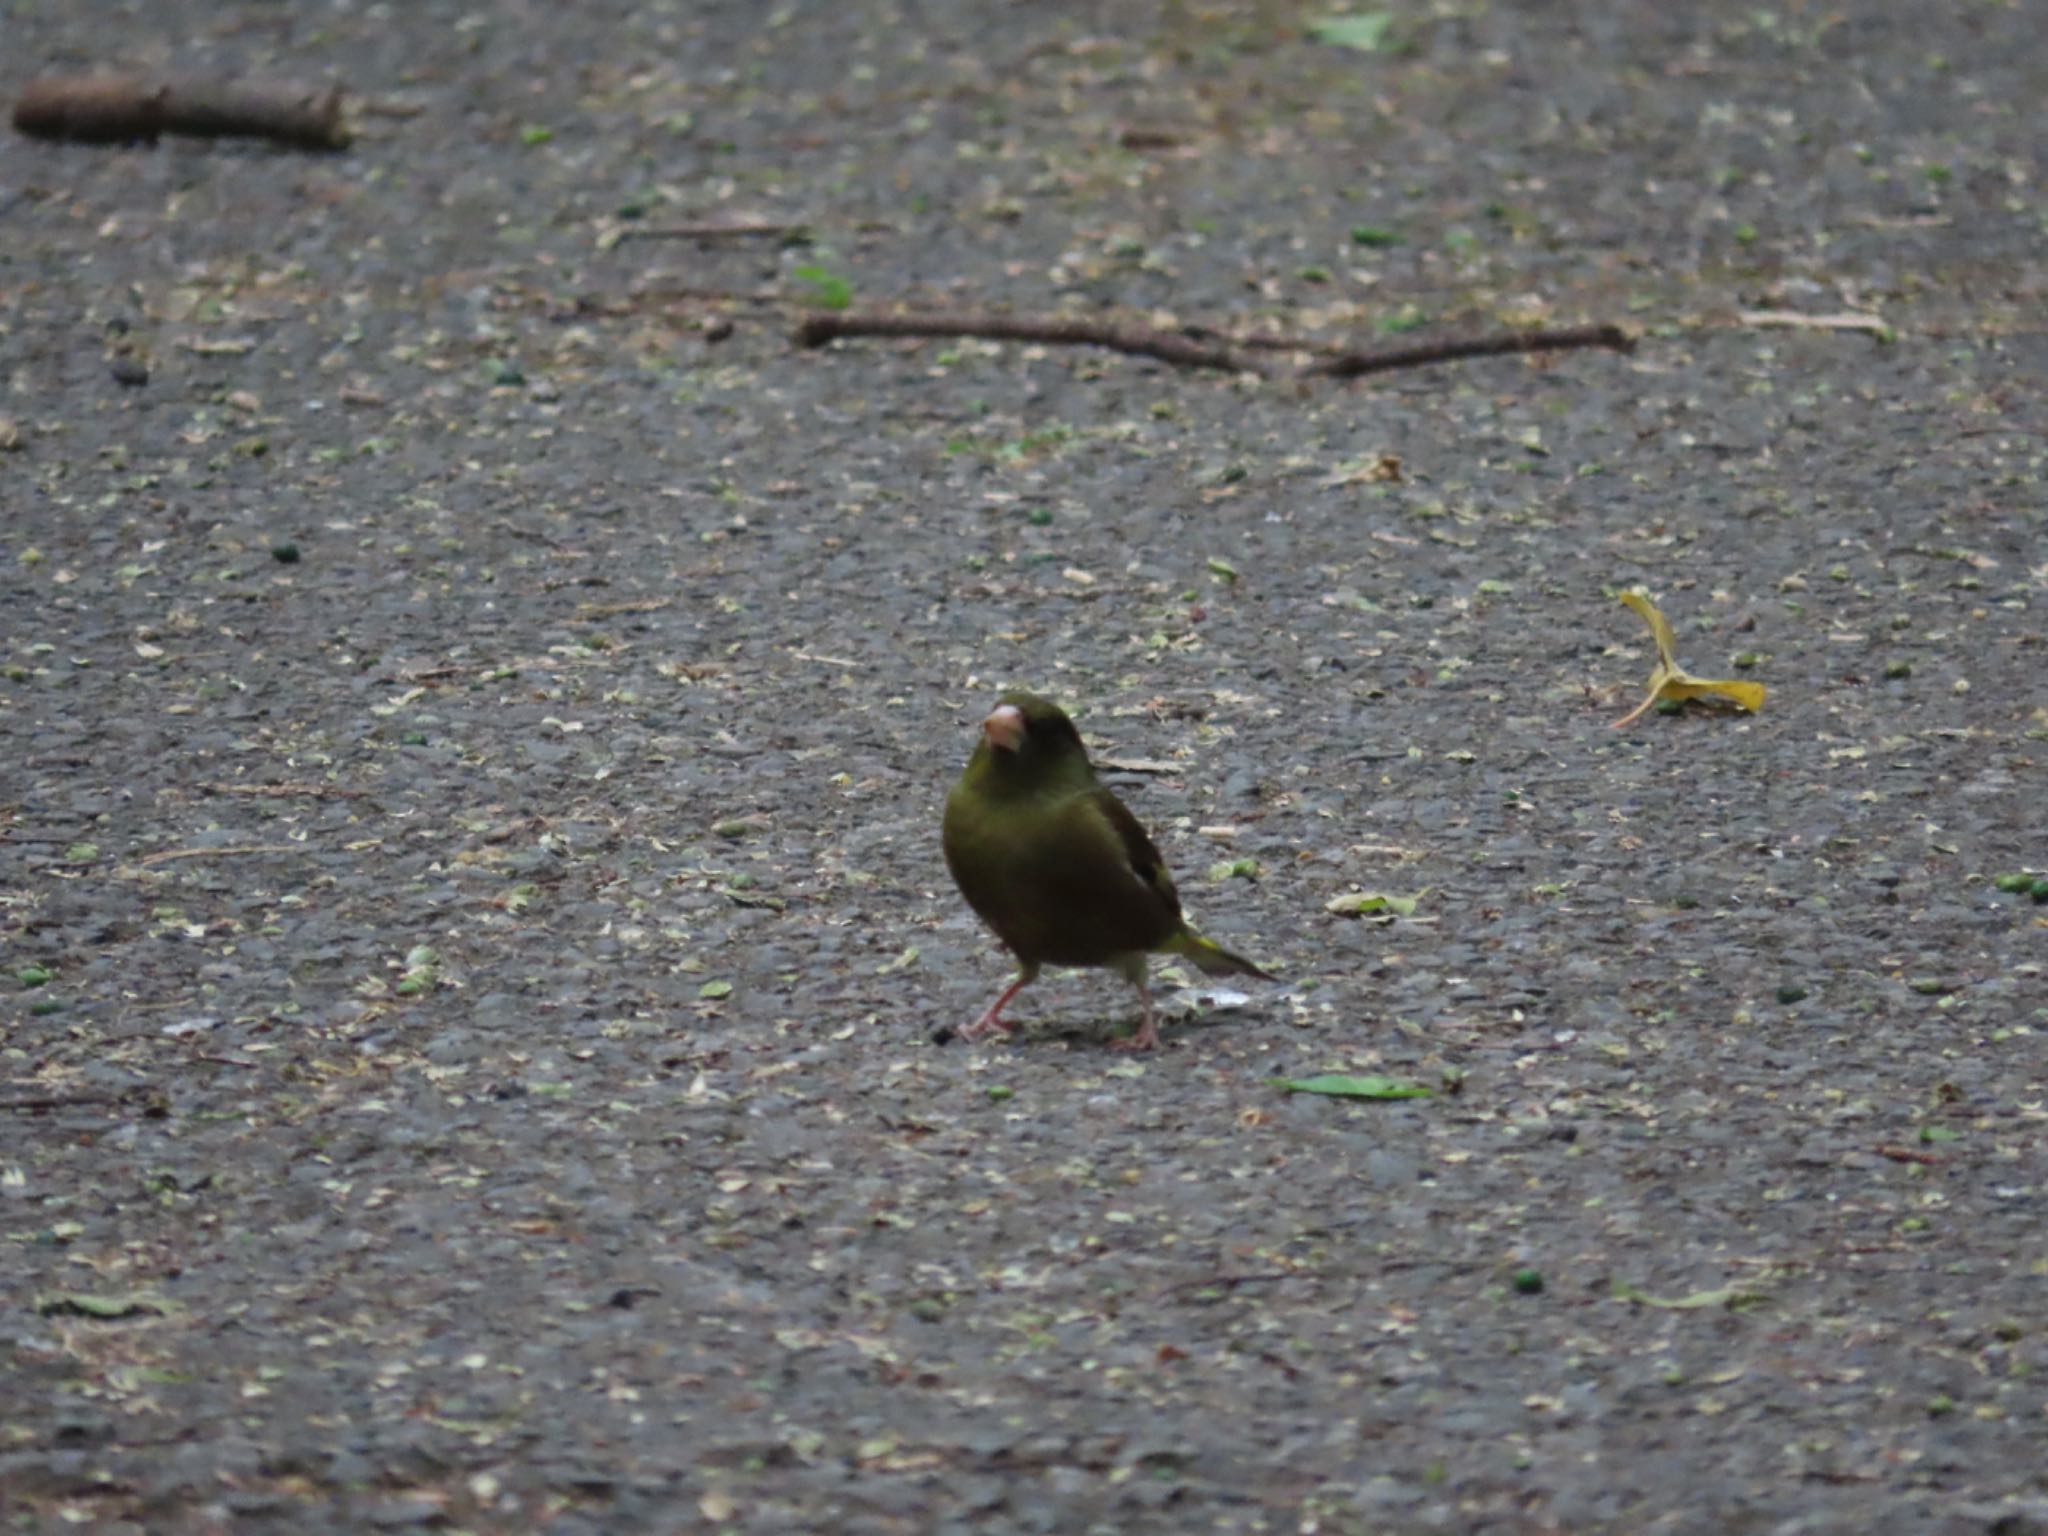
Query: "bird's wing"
1079 787 1183 927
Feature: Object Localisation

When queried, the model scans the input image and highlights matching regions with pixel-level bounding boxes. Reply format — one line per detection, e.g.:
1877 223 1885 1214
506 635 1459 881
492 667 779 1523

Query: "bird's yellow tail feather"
1165 928 1274 981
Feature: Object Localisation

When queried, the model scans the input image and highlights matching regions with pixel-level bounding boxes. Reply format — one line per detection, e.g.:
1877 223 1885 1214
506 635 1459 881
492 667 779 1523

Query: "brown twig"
1956 424 2048 439
14 75 350 150
794 310 1634 380
1301 323 1635 379
201 782 365 800
0 1094 125 1112
128 842 303 868
794 311 1260 374
1874 1143 1945 1166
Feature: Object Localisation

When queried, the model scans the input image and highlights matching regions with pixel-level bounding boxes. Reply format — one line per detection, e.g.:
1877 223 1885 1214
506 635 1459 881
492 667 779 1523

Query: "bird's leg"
1108 964 1160 1051
956 968 1033 1041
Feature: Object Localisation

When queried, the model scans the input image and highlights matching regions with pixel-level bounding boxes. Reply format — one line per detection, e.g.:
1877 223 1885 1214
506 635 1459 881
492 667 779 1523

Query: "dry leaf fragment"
1611 589 1767 728
1736 309 1894 340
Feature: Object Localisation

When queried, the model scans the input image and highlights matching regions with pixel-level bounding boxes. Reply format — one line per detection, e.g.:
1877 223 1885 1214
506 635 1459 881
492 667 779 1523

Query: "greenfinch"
940 691 1272 1050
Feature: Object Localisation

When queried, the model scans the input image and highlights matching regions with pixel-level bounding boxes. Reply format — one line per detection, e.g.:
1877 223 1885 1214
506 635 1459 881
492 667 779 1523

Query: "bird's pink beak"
982 703 1025 753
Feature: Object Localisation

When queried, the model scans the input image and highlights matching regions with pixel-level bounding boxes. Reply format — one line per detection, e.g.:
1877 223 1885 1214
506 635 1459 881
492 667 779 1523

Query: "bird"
939 690 1272 1050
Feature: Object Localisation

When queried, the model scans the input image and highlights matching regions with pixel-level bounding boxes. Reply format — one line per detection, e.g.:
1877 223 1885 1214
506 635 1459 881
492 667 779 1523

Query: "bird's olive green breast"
943 781 1179 968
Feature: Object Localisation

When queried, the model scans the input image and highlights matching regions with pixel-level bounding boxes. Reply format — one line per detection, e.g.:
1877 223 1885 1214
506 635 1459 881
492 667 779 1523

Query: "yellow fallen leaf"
1611 589 1767 728
699 1491 737 1522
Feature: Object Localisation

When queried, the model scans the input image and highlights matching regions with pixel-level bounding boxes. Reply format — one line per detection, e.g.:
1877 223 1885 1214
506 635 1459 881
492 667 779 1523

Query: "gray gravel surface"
3 2 2045 1532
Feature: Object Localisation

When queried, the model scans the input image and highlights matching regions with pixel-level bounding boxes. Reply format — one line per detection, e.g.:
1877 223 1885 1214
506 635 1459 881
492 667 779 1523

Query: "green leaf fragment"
1324 890 1423 917
699 980 734 1000
792 265 853 309
1270 1074 1433 1100
1309 12 1393 51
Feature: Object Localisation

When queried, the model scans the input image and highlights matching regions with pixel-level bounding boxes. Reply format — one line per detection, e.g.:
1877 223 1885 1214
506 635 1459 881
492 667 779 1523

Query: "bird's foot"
953 1011 1017 1043
946 974 1032 1046
1107 1020 1162 1051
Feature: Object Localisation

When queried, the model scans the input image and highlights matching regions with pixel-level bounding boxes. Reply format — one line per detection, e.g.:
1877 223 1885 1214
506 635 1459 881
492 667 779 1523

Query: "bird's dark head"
971 691 1094 789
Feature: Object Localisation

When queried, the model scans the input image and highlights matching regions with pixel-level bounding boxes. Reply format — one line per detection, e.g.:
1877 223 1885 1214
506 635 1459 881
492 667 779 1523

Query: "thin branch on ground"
13 75 350 149
129 843 304 868
794 310 1261 374
201 782 365 800
1 1094 127 1112
1301 322 1635 378
795 310 1634 379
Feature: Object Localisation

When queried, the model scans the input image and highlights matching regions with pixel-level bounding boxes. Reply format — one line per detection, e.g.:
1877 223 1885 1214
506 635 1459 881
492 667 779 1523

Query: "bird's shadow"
930 989 1265 1049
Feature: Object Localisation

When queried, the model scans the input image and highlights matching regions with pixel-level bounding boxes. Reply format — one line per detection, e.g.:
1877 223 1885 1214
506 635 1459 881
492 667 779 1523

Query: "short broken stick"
794 310 1634 380
13 75 350 149
794 310 1260 374
1302 323 1634 379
